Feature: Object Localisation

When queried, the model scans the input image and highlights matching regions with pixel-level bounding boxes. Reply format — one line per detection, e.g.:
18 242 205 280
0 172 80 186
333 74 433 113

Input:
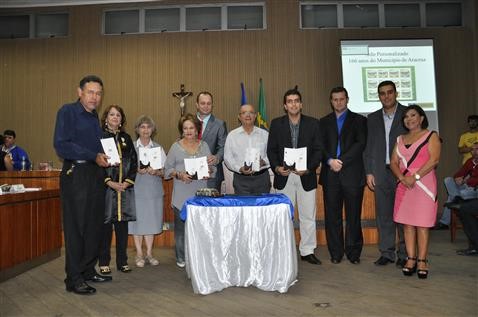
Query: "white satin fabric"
185 203 298 295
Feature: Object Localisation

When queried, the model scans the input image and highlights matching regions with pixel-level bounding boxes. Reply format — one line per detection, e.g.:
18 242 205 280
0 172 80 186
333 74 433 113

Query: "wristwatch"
414 173 421 181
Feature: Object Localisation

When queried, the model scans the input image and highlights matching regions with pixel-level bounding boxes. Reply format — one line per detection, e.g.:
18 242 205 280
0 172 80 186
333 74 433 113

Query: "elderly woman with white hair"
128 115 166 267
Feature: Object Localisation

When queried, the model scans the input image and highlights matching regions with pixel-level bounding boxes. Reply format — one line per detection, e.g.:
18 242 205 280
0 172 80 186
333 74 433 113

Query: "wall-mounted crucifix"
172 84 193 116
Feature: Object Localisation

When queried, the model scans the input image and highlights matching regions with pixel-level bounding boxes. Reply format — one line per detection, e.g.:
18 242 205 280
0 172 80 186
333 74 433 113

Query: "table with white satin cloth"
180 193 298 295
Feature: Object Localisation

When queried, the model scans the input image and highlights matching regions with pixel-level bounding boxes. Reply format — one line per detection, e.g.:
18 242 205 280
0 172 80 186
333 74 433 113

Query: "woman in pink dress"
390 105 441 279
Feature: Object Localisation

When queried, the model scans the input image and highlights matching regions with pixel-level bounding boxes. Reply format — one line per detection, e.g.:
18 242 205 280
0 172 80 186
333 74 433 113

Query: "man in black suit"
267 88 322 265
364 80 407 267
196 91 228 191
319 87 367 264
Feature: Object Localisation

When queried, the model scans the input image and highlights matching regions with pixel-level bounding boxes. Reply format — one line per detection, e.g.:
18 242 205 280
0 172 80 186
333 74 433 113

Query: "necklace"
180 139 200 156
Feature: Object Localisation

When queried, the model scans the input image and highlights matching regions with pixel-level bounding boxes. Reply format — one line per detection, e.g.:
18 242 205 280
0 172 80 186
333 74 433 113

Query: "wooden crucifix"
172 84 193 116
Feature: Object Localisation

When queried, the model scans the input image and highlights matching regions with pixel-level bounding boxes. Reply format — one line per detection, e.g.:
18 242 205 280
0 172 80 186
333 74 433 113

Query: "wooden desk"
0 170 60 190
0 189 62 282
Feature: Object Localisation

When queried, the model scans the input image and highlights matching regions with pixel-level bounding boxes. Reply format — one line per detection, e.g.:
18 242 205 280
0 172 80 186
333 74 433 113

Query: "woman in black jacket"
98 104 137 274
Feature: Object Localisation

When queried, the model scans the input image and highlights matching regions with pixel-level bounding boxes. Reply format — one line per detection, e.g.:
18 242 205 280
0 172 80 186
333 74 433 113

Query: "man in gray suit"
364 80 407 267
196 91 227 190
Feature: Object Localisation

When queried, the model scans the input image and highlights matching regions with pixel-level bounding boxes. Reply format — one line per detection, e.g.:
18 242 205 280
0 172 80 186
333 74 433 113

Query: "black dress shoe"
396 258 407 268
432 223 449 230
349 259 360 264
301 254 322 265
331 258 341 264
119 265 132 273
451 196 465 204
374 256 393 266
86 274 113 283
456 248 478 256
66 282 96 295
443 202 462 210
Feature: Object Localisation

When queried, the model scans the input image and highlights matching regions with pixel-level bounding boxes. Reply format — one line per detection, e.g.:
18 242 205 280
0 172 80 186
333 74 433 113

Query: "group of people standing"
54 75 440 295
230 81 440 280
53 76 227 295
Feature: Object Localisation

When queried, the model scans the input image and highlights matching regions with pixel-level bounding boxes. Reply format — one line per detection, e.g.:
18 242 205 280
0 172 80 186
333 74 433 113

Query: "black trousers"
61 162 105 288
323 182 364 261
457 202 478 249
233 172 271 195
98 221 129 269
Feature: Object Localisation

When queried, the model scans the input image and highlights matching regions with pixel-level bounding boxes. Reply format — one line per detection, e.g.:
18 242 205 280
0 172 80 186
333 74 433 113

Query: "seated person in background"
0 149 14 171
224 104 271 195
444 198 478 256
2 130 31 170
0 134 5 171
435 142 478 230
458 115 478 164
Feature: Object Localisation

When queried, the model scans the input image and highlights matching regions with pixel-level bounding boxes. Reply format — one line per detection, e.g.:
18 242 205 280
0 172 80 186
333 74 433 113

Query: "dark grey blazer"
267 114 322 191
201 114 227 189
363 103 407 186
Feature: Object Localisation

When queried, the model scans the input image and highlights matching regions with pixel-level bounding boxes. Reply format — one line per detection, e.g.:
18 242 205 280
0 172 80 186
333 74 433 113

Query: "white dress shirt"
382 105 397 165
224 126 270 173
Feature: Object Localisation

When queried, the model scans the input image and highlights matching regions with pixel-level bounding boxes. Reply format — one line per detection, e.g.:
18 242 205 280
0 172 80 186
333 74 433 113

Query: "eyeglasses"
240 111 256 116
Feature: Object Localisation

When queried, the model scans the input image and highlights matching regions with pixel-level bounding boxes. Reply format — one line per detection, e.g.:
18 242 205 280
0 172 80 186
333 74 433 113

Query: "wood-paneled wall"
0 0 477 205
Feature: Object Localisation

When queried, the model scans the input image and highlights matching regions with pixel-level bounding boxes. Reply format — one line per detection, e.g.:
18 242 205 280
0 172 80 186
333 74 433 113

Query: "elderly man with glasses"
224 104 271 195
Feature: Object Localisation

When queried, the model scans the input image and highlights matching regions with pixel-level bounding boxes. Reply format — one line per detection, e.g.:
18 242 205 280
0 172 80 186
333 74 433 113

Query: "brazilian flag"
240 82 247 105
256 78 268 130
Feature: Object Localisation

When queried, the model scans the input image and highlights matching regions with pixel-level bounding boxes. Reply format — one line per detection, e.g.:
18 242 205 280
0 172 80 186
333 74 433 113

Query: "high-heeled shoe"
402 256 417 276
417 259 429 279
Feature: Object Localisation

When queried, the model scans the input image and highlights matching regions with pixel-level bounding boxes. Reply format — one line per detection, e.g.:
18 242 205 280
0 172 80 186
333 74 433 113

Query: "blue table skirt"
180 193 294 221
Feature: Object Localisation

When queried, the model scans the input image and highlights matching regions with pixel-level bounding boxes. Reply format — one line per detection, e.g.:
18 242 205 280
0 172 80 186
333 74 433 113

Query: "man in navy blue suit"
319 87 367 264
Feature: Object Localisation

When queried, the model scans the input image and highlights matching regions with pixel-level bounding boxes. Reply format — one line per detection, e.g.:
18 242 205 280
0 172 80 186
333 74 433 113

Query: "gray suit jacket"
201 114 227 189
363 103 407 186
